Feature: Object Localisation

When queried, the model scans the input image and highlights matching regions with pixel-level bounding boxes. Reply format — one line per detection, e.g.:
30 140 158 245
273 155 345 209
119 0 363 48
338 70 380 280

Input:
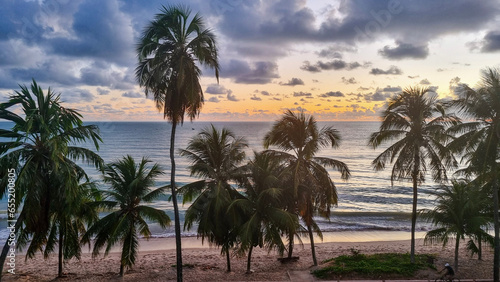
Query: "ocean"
0 121 442 242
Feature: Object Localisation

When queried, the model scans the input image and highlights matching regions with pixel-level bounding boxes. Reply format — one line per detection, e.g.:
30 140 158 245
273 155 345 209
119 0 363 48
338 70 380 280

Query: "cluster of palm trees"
369 69 500 280
0 81 170 278
178 112 349 273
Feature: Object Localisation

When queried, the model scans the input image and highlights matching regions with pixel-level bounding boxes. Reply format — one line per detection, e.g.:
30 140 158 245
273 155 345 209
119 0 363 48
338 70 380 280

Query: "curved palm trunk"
410 150 420 264
225 248 231 272
493 165 499 282
287 228 294 258
454 235 460 273
307 224 317 266
170 122 183 282
58 227 64 277
246 245 253 273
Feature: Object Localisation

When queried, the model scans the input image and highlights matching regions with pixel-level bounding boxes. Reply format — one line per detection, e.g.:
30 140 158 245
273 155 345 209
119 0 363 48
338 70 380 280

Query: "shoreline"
3 235 494 281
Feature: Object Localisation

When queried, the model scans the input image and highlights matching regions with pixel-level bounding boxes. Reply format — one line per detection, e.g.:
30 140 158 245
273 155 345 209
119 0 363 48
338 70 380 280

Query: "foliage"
0 80 103 277
83 155 170 276
313 253 436 279
263 110 350 265
179 125 247 271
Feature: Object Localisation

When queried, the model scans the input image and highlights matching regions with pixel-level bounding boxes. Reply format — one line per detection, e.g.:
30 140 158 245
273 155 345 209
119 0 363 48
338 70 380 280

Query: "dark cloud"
122 91 142 98
205 84 229 94
469 31 500 52
317 47 343 58
381 85 401 92
341 77 357 84
319 91 344 98
301 60 368 73
61 88 95 103
250 94 262 101
293 91 312 97
280 78 304 86
208 96 220 103
222 60 279 84
378 42 429 60
369 66 403 75
97 87 110 95
261 91 271 96
419 79 431 85
227 90 239 101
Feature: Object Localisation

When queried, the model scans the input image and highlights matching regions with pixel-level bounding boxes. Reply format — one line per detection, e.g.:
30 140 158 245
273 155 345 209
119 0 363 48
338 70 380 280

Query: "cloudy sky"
1 0 500 121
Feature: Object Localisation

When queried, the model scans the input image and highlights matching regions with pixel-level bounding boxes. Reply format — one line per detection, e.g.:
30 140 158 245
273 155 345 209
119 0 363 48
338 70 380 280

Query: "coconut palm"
135 5 219 280
420 180 491 272
447 67 500 280
230 151 298 273
263 110 350 266
369 86 458 263
83 156 171 276
179 125 247 272
0 80 103 278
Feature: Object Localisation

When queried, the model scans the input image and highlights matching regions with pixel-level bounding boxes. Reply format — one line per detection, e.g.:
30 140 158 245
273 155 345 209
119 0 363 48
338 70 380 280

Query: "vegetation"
83 155 170 276
136 5 219 281
369 86 458 263
312 252 435 279
420 180 492 272
447 67 500 281
0 80 103 278
180 125 247 272
231 151 298 273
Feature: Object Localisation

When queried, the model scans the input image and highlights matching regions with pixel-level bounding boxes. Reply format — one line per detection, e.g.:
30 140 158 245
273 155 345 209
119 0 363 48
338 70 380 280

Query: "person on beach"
438 263 455 281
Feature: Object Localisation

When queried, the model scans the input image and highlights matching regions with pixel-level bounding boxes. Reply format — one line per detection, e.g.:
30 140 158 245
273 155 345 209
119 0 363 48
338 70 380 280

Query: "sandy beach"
2 232 494 281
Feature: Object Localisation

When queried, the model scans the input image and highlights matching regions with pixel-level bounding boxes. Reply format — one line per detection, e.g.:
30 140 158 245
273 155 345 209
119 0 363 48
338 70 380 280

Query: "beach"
3 233 494 281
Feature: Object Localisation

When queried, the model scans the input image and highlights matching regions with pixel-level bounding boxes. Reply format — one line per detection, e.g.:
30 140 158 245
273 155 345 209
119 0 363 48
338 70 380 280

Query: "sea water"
0 121 442 241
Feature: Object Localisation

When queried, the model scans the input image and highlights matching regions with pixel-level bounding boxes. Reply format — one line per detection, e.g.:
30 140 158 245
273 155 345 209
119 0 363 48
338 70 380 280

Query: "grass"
312 249 436 280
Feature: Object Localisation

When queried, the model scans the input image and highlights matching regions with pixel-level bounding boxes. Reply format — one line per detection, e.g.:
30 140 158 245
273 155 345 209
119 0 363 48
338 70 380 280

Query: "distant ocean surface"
0 121 443 241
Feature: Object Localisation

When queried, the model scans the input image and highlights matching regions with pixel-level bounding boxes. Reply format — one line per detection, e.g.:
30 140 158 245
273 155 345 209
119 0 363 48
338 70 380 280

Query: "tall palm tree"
83 155 171 276
420 180 491 272
179 125 247 272
230 151 298 273
447 67 500 281
135 5 219 281
0 80 103 278
263 110 350 266
369 86 458 263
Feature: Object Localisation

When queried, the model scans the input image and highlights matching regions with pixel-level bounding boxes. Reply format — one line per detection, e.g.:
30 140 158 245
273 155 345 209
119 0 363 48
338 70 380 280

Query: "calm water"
0 121 442 240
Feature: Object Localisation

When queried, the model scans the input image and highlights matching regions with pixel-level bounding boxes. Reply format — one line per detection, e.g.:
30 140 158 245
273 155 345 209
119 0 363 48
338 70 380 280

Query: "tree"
369 86 458 263
179 125 247 272
231 151 298 273
83 155 170 276
135 5 219 281
0 80 102 278
420 180 491 272
263 110 350 266
448 67 500 281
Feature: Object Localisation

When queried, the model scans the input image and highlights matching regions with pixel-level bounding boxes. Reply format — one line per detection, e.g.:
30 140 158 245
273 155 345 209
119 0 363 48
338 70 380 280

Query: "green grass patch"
313 251 436 280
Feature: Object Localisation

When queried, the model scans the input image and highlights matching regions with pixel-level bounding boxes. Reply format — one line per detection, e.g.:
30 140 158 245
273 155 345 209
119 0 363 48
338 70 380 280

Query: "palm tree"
263 110 350 266
83 155 171 276
230 151 298 273
135 5 219 280
179 125 247 272
420 180 491 272
447 67 500 281
369 86 458 263
0 80 103 278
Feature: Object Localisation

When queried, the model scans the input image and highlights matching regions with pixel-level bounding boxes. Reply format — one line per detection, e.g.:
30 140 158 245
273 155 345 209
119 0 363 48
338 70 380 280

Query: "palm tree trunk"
478 234 482 261
454 235 460 273
120 263 124 276
58 228 64 277
307 224 318 266
246 245 253 274
410 151 419 264
170 122 183 282
492 166 499 282
287 230 294 258
226 248 231 272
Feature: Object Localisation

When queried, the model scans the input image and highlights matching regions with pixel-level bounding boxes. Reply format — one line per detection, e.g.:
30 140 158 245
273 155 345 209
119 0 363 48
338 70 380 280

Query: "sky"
1 0 500 122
